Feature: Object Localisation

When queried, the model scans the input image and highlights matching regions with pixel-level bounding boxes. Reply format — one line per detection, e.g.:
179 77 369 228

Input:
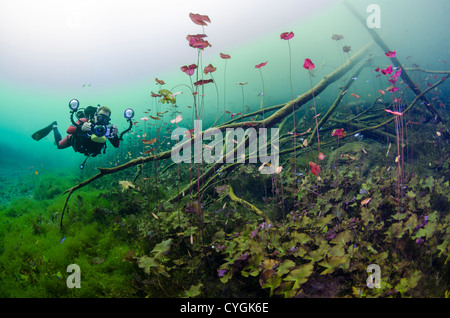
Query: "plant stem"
308 71 320 158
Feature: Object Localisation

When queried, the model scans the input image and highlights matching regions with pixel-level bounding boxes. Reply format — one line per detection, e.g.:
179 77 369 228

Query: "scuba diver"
32 99 134 169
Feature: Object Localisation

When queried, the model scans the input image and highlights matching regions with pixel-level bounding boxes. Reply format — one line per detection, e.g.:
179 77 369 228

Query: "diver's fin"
31 121 57 141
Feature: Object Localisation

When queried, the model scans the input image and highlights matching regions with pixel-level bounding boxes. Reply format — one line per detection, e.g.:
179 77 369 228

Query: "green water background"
0 0 449 196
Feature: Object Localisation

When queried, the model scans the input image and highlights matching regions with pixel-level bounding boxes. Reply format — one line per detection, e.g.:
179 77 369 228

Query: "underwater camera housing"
68 99 135 140
68 99 135 170
91 123 115 138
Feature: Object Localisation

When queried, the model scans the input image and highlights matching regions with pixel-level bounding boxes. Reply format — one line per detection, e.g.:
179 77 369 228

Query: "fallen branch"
220 184 270 225
307 61 367 146
344 0 445 124
340 75 447 138
60 43 372 228
403 68 450 75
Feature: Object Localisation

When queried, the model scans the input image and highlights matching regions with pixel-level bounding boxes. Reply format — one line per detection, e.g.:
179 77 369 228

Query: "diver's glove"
81 122 92 133
109 125 119 138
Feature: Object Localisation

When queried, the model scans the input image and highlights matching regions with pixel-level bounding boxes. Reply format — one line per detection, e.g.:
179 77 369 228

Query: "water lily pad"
277 260 296 276
318 256 348 275
330 230 352 245
259 269 282 296
283 263 314 290
291 232 312 244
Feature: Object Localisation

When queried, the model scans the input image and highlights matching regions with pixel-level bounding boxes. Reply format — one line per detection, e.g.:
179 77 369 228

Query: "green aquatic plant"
220 52 231 123
158 89 176 104
210 163 450 298
0 193 136 297
1 149 448 298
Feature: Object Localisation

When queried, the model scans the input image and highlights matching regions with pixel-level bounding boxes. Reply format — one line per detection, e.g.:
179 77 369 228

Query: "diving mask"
96 114 111 125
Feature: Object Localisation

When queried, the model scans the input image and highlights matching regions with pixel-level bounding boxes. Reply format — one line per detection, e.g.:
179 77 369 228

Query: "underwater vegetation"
1 5 450 298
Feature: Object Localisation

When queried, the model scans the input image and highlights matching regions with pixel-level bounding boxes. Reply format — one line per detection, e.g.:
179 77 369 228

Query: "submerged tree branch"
60 43 373 228
344 0 445 124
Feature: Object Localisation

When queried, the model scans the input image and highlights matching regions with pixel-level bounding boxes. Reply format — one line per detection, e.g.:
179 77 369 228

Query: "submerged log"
344 1 445 124
307 61 367 146
60 43 373 228
223 185 271 224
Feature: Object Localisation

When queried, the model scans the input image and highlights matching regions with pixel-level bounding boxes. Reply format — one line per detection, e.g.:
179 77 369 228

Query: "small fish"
60 237 65 244
350 93 359 99
258 92 264 97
